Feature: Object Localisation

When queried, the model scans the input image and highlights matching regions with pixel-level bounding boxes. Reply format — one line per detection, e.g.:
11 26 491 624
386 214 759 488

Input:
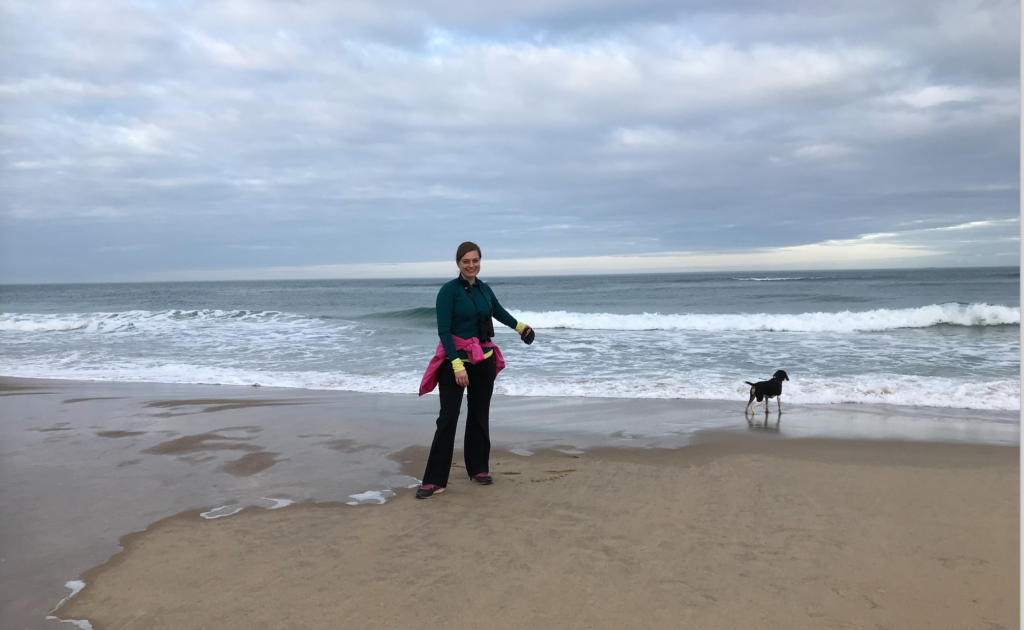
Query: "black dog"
744 370 789 413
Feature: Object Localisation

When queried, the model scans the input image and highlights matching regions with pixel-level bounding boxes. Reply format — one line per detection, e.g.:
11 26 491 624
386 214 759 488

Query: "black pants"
421 354 496 487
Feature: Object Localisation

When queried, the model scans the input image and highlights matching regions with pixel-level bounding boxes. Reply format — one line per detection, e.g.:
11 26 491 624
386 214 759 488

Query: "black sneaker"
415 484 445 499
471 473 493 485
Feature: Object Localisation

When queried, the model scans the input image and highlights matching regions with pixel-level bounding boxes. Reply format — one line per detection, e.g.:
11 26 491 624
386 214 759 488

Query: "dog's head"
773 370 789 381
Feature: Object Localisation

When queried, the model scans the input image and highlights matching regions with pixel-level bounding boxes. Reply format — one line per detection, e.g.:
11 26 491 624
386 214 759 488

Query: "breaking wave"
515 303 1019 333
1 302 1017 411
354 307 435 327
0 309 326 333
2 303 1016 335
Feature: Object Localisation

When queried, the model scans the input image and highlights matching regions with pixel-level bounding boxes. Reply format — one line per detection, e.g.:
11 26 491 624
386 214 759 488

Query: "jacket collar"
457 275 484 289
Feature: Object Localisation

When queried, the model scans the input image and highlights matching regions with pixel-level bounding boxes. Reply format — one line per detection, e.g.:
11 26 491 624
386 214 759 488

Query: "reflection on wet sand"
145 398 306 413
218 451 282 476
28 423 75 433
319 438 382 453
746 410 782 433
1 382 57 396
96 430 146 438
141 431 259 455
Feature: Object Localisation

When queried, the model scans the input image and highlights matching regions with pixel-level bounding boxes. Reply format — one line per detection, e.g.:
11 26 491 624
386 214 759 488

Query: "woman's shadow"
745 408 781 433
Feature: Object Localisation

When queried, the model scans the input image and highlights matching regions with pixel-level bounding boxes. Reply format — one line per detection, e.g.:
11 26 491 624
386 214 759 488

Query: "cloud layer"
0 0 1019 282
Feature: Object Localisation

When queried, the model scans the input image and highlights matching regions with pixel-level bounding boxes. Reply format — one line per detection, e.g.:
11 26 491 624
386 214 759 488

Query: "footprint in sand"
530 469 578 482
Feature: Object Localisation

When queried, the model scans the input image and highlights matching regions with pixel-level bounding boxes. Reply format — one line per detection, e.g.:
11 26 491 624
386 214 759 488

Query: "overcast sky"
0 0 1019 283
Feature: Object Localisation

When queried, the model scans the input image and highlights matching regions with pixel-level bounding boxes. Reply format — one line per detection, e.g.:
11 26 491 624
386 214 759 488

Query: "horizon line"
1 262 1017 287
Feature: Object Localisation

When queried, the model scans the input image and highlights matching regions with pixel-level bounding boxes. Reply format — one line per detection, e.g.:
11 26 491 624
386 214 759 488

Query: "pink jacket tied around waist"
419 335 505 396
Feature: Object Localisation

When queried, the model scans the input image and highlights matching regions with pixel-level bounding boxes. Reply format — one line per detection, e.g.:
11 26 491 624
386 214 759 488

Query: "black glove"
521 328 535 345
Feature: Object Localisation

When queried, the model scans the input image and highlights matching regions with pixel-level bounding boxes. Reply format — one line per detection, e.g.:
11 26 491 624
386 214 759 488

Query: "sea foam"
497 375 1020 411
1 302 1017 411
0 309 316 333
346 490 394 505
514 303 1019 333
46 581 92 630
2 302 1015 335
0 361 1016 410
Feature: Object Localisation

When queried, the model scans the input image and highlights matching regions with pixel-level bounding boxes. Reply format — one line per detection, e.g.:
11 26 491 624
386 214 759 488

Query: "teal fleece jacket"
436 276 519 361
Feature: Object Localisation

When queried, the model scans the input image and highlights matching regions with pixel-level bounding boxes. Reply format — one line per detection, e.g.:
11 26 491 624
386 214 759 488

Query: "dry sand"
56 436 1018 630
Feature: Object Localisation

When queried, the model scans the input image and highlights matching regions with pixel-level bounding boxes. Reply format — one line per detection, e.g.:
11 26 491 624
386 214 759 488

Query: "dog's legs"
777 396 782 413
745 390 756 413
751 387 766 411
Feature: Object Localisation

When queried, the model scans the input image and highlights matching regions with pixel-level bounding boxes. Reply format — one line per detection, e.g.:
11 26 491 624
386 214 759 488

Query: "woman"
416 242 533 499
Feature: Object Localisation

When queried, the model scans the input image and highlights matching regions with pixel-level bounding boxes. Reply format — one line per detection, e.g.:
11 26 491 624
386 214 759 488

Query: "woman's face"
458 250 481 280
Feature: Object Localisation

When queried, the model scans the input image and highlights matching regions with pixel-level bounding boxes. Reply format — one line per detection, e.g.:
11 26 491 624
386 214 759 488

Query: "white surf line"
345 477 423 505
204 487 426 515
513 303 1020 332
260 498 295 510
44 618 93 630
509 448 534 456
46 580 93 630
48 581 85 613
346 489 395 505
200 505 245 520
202 498 298 519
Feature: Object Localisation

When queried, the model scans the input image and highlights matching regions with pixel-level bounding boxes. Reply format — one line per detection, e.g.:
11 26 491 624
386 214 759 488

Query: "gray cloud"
0 0 1018 282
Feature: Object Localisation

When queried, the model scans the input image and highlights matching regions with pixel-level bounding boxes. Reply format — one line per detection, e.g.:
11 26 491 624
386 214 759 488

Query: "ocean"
0 267 1019 411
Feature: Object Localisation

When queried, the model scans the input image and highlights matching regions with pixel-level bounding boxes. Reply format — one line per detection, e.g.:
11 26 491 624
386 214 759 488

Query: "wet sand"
58 439 1018 630
1 376 1018 629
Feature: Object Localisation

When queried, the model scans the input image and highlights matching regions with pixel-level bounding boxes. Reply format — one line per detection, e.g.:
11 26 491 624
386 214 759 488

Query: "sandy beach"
60 440 1017 629
1 377 1017 630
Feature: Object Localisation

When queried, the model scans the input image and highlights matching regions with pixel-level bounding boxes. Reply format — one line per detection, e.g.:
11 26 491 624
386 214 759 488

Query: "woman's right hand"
455 370 469 387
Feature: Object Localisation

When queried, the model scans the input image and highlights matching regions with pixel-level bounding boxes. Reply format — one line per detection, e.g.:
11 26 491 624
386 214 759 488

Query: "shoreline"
1 376 1018 629
2 374 1018 443
2 369 1019 407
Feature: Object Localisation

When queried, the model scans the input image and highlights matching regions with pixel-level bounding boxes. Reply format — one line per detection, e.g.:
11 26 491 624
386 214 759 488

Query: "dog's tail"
744 381 755 387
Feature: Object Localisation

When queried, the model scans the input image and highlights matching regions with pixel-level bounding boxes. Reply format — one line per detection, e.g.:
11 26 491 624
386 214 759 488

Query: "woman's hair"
456 241 481 262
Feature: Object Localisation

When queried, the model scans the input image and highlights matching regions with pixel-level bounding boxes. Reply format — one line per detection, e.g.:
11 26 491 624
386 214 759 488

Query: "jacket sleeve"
488 287 520 330
436 284 460 361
